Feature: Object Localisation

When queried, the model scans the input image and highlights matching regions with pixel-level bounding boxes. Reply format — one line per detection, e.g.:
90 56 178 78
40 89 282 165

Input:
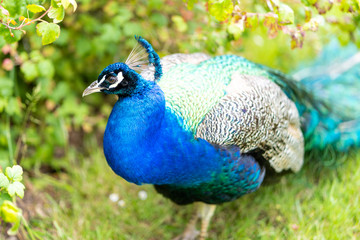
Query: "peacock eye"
120 80 128 86
107 76 117 84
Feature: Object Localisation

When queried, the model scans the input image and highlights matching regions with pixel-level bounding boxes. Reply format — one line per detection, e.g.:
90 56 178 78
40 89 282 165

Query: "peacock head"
83 36 162 98
82 62 143 97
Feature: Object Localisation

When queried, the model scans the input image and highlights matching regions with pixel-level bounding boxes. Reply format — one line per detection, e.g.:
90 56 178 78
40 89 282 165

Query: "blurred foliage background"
1 0 359 172
0 0 359 239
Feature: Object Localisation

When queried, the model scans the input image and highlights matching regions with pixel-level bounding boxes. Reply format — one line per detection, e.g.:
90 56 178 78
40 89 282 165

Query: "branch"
0 6 52 35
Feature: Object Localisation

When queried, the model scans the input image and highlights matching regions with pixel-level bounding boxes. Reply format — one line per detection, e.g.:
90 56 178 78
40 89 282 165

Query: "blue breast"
103 84 222 185
103 83 264 204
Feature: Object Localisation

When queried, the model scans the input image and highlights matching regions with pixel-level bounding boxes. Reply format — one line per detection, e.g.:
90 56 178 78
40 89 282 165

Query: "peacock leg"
173 204 200 240
199 203 216 240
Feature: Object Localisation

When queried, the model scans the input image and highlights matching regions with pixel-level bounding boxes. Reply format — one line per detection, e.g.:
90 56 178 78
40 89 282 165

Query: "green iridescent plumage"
159 55 295 134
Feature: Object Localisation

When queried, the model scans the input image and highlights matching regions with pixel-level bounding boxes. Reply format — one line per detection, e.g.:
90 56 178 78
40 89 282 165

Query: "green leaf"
150 13 168 27
26 4 46 13
7 182 25 198
2 0 24 17
38 59 55 78
0 173 9 188
184 0 198 9
5 97 21 117
61 0 70 9
227 21 244 40
122 22 143 37
69 0 77 12
61 0 77 11
278 3 294 25
3 27 22 44
5 165 23 182
20 61 39 81
208 0 234 22
171 15 188 32
51 0 62 8
7 212 21 236
36 22 60 45
0 192 12 206
48 5 65 23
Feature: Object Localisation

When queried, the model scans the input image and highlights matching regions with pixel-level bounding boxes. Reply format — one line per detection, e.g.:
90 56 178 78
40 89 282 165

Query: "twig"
0 6 52 34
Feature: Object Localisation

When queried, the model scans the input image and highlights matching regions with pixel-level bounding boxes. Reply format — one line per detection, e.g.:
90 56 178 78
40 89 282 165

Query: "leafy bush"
186 0 360 48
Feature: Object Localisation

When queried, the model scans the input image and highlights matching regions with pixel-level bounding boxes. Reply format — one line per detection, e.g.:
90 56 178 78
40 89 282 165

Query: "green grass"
25 140 360 240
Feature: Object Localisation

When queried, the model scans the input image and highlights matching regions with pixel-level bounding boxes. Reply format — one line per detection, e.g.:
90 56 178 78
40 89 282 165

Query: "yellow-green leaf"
227 21 244 40
36 22 61 45
208 0 234 22
245 14 258 28
48 5 65 23
0 173 9 188
5 165 23 182
0 200 20 223
184 0 197 10
26 4 46 13
60 0 77 12
69 0 77 12
278 3 294 25
61 0 70 9
7 182 25 198
172 15 188 32
20 61 39 81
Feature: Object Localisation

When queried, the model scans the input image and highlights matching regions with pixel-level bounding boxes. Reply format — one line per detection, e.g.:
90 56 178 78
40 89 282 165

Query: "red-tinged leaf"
286 29 304 49
303 18 319 31
264 14 280 38
313 0 333 14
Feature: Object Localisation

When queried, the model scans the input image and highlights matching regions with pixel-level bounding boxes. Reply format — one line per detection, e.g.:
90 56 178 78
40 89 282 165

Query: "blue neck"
103 83 221 185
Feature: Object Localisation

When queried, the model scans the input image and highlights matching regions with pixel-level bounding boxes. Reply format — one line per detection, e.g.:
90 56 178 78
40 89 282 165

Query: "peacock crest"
125 36 163 81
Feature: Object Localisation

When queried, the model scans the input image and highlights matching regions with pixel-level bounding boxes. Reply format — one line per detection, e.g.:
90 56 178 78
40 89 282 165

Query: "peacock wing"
195 73 304 173
156 55 304 173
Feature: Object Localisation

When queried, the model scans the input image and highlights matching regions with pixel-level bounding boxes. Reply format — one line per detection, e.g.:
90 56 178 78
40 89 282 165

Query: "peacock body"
83 37 360 239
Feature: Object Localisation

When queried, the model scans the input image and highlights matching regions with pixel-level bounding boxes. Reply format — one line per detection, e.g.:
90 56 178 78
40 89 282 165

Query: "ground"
8 147 360 240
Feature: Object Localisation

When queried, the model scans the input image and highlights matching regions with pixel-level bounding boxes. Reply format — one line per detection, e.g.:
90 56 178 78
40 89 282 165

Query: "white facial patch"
98 75 106 85
109 72 124 88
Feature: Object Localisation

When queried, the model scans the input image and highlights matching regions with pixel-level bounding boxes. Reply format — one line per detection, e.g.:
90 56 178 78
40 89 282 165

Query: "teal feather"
293 41 360 151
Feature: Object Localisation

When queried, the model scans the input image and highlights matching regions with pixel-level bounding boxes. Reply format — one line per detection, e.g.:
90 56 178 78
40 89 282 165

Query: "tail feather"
293 41 360 151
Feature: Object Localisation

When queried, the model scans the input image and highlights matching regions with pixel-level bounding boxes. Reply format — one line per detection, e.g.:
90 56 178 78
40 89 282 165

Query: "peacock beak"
82 80 104 97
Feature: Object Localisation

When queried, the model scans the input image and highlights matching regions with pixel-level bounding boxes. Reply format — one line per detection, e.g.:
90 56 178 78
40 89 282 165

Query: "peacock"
82 36 360 239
